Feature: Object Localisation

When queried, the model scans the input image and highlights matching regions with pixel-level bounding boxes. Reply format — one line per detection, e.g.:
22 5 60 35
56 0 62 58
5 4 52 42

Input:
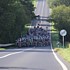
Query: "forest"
0 0 35 43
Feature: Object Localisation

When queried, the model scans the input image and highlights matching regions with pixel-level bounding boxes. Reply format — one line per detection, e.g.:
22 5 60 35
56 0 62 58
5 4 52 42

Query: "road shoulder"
56 52 70 70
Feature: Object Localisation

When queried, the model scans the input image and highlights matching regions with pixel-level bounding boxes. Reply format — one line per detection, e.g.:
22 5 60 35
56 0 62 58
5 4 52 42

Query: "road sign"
60 29 67 36
60 29 67 48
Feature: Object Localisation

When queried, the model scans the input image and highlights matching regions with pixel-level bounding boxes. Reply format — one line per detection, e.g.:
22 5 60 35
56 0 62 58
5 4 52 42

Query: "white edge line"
51 45 68 70
50 17 68 70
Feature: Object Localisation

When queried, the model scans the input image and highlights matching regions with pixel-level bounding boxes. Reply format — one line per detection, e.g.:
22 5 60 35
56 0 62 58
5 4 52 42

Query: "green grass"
51 23 59 49
52 33 61 49
32 0 37 7
0 48 5 50
51 22 58 33
25 24 31 26
58 48 70 62
51 24 70 63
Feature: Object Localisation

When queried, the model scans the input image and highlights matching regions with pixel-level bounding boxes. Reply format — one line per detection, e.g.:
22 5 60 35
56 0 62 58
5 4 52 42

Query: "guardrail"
0 43 15 47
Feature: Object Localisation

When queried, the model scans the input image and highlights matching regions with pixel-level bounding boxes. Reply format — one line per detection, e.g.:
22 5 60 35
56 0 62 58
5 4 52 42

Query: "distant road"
34 0 51 30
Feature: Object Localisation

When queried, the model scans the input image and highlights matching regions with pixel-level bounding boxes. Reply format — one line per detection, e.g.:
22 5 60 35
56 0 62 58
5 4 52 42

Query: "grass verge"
58 48 70 62
0 48 5 50
51 24 70 63
32 0 37 7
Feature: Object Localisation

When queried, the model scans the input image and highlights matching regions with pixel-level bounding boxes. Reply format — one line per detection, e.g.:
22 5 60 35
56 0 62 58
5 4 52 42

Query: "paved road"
34 0 51 30
0 47 62 70
0 0 69 70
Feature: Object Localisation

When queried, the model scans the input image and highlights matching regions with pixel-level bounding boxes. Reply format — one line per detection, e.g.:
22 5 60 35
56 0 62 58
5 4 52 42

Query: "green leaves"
49 0 70 41
50 0 70 7
0 0 35 43
51 5 70 41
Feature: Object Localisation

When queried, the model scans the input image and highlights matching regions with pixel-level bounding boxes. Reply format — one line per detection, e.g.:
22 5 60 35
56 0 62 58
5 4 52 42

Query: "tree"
20 0 35 19
50 0 70 7
0 0 35 43
51 5 70 41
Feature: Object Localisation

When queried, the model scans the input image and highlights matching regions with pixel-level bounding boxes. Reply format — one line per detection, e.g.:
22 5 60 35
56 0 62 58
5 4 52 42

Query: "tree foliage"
0 0 35 43
51 5 70 41
50 0 70 7
49 0 70 42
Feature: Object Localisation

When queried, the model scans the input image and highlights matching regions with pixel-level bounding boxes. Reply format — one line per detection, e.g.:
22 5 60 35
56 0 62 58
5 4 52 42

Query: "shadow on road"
0 67 46 70
0 46 52 53
22 46 52 53
24 50 52 53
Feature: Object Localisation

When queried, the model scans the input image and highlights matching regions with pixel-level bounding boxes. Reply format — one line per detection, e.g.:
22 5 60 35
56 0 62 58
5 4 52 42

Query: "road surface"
34 0 51 30
0 47 63 70
0 0 69 70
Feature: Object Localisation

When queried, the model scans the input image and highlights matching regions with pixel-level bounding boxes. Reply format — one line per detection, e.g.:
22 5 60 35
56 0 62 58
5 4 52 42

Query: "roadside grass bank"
58 48 70 62
0 44 17 50
51 23 70 63
32 0 37 7
0 48 5 50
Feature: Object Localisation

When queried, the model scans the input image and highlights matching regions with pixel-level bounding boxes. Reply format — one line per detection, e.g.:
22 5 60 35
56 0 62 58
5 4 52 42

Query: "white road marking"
41 0 45 17
51 46 68 70
41 0 45 27
0 52 22 59
50 14 68 70
0 48 32 59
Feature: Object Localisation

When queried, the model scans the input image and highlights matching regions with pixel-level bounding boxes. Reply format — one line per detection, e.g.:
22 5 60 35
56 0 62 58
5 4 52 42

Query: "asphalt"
34 0 51 30
0 47 62 70
0 0 70 70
